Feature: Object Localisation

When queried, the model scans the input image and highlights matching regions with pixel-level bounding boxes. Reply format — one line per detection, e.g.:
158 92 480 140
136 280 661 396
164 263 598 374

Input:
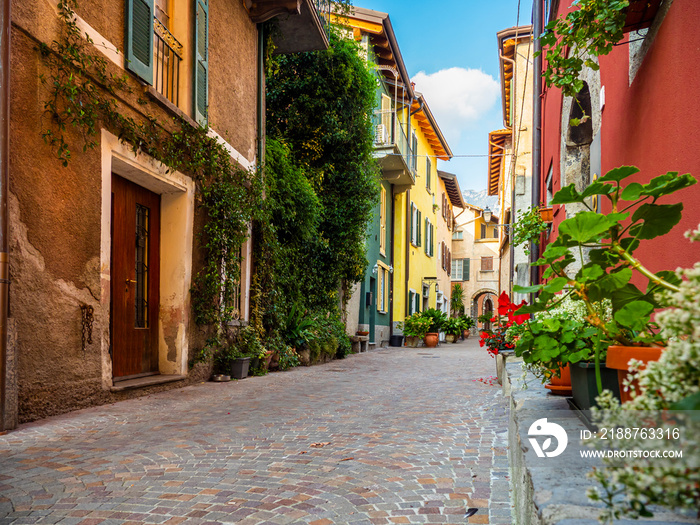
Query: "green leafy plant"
516 166 696 346
513 206 549 256
420 308 448 334
450 283 465 317
513 295 612 373
442 317 464 337
278 346 300 371
515 166 696 391
399 313 432 338
283 304 317 349
537 0 630 99
586 226 700 521
460 315 476 331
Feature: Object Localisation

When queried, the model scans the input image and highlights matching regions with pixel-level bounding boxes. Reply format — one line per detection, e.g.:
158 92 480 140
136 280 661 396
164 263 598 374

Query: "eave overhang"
438 170 465 208
246 0 330 54
488 129 510 196
411 94 452 161
496 25 532 129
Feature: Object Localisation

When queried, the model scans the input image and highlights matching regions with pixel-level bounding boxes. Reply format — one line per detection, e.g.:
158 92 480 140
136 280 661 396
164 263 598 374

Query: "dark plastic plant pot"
231 357 251 379
389 335 404 347
570 361 620 410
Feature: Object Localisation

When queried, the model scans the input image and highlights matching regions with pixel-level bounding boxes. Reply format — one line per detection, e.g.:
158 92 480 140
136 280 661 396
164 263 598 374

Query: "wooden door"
111 175 161 380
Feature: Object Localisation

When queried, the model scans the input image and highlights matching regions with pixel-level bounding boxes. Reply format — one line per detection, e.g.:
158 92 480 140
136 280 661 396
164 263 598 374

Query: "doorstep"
503 361 695 525
111 374 187 392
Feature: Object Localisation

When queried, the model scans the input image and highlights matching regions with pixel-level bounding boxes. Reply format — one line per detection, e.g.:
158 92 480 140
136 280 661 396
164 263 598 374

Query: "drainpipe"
0 0 10 432
405 188 410 318
256 24 265 166
531 0 543 296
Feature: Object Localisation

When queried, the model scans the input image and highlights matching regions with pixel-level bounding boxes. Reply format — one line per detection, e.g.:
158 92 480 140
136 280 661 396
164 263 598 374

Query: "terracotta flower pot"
423 332 439 348
539 206 554 223
463 330 470 339
263 350 274 369
606 345 663 403
544 363 572 396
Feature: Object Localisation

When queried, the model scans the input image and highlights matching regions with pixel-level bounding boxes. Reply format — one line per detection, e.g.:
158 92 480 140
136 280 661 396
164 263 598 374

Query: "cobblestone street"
0 339 511 525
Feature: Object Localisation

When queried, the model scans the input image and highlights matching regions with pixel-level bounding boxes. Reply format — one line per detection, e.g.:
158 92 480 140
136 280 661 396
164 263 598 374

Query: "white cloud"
412 67 500 144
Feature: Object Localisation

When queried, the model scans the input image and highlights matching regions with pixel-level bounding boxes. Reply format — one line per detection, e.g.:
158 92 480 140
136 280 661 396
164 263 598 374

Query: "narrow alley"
0 340 510 525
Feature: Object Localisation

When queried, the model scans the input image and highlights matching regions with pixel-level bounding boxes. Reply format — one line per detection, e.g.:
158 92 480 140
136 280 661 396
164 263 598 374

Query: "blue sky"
358 0 529 192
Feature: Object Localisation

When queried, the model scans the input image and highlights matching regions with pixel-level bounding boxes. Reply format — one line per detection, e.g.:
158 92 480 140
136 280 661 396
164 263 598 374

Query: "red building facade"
538 0 700 275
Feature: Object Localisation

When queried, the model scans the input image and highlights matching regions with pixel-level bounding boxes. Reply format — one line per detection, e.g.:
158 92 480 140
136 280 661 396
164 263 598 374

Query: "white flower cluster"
535 294 612 324
587 225 700 521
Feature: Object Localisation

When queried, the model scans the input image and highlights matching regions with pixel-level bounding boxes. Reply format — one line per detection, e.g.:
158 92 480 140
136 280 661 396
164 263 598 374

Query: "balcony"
153 18 183 107
245 0 330 54
372 109 415 190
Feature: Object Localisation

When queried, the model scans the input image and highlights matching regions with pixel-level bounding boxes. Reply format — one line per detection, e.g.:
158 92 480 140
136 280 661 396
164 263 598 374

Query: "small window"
481 223 486 239
481 256 493 272
452 230 463 240
451 258 463 281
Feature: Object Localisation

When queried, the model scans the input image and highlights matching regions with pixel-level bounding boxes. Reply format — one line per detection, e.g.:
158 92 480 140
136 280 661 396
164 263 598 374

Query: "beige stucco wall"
9 0 259 422
451 206 499 329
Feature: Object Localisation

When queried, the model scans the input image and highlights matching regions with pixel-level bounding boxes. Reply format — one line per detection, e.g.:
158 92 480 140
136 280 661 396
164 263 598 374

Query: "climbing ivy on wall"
37 0 262 360
266 28 379 310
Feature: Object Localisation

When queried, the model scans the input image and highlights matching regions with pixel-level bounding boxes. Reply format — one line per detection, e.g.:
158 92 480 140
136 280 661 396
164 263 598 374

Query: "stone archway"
470 288 497 333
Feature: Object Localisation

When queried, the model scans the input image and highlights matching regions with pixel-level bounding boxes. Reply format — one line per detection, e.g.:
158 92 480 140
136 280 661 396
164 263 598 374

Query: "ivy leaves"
537 0 630 98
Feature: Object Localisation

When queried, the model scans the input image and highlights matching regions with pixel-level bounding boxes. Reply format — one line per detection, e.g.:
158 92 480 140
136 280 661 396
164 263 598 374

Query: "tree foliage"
266 28 379 303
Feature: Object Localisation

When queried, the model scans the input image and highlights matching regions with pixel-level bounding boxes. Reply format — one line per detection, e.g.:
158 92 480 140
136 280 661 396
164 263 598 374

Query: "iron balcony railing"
154 18 183 107
373 109 414 173
314 0 331 38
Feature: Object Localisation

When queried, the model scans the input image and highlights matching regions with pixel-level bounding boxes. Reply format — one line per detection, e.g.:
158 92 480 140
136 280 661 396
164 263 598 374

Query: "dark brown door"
111 175 161 380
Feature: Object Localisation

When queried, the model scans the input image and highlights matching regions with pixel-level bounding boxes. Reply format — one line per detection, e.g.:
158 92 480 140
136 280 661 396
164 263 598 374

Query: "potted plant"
399 313 431 347
512 206 549 256
461 315 475 338
442 317 463 343
513 295 618 405
516 166 697 402
420 308 447 348
586 226 700 520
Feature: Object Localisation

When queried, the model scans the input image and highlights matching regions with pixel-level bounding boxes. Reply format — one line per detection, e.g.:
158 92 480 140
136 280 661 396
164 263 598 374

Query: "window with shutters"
416 209 422 247
410 202 415 246
426 157 431 191
451 258 462 281
428 224 435 257
194 0 209 125
126 0 205 120
481 256 494 272
379 186 386 256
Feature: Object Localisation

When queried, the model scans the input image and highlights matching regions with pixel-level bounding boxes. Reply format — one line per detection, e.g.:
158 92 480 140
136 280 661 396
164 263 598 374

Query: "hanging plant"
537 0 629 98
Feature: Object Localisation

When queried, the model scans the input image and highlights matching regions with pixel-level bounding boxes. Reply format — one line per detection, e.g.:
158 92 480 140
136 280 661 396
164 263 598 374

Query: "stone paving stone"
1 340 512 524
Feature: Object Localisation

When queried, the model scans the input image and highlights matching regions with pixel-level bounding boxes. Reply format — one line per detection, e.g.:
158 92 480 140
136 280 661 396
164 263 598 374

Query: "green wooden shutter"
430 224 434 256
464 258 470 281
410 203 414 244
424 218 428 254
126 0 154 84
194 0 209 125
417 210 422 246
